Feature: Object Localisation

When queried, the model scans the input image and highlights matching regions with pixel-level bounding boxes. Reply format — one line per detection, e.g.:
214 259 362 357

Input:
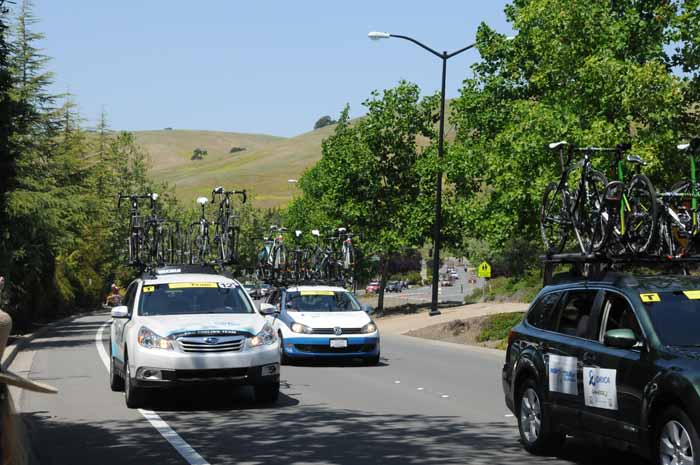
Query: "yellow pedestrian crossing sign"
477 261 491 279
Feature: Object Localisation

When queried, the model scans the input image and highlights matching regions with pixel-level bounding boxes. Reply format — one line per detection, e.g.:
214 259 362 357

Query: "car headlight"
361 322 377 334
137 326 172 350
250 322 277 347
291 322 313 334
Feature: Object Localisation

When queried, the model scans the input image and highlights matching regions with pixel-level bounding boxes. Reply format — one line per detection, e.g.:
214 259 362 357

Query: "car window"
268 290 279 305
526 292 562 330
555 290 598 339
285 290 361 312
599 291 642 343
138 283 254 316
123 283 137 314
643 292 700 347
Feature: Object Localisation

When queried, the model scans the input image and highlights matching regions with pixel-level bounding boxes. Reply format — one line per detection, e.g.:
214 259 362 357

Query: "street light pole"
369 31 477 316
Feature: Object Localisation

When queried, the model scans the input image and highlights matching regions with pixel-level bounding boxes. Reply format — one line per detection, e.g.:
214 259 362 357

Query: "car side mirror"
363 304 374 315
259 303 279 316
111 305 129 319
604 329 638 349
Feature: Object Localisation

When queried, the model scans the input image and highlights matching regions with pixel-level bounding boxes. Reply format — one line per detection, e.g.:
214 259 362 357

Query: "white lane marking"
416 387 424 391
96 322 210 465
440 394 450 399
394 380 401 384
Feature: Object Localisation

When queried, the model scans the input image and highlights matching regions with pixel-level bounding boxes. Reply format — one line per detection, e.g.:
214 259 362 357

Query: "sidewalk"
376 301 528 335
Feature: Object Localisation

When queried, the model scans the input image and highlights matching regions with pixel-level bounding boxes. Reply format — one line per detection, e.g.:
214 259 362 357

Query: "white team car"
108 268 280 408
262 285 380 365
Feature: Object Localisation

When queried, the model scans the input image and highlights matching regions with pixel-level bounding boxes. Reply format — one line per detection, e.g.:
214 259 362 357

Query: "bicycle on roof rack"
540 141 608 255
211 186 246 265
118 192 158 266
187 196 212 265
655 138 700 258
596 143 657 255
256 225 288 281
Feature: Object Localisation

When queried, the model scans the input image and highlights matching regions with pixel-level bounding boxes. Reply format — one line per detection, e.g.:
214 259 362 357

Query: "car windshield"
139 282 254 316
285 290 361 312
643 291 700 346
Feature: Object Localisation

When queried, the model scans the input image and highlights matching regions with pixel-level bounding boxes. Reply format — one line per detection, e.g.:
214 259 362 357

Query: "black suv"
503 273 700 465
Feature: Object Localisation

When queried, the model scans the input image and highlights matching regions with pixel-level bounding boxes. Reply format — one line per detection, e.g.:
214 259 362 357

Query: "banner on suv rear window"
168 282 217 289
548 354 578 395
583 367 618 410
300 290 335 296
683 291 700 300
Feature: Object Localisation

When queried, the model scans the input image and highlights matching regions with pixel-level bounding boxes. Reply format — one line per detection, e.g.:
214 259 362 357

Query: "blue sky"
32 1 513 137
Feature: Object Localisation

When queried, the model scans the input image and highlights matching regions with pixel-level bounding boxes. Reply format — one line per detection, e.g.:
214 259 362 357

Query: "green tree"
447 0 694 263
288 82 439 310
191 147 207 160
313 115 336 130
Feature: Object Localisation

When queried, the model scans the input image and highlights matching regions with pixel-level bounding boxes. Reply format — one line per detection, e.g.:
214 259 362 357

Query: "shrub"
477 312 525 343
229 146 245 154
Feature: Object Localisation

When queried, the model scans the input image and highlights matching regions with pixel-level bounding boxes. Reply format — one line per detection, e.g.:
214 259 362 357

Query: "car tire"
278 333 290 366
124 357 146 409
364 353 380 366
254 383 280 403
516 378 564 455
656 406 700 465
109 351 124 392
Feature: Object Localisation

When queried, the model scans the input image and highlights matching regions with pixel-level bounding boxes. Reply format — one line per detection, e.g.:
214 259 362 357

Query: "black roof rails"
541 253 700 286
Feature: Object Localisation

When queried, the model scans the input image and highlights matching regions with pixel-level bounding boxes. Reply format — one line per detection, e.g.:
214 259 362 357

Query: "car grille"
294 343 376 354
311 328 363 335
173 368 249 382
176 335 245 353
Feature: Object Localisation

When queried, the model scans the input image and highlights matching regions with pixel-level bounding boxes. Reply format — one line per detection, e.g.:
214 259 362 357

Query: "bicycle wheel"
540 182 569 254
571 170 607 255
624 174 657 254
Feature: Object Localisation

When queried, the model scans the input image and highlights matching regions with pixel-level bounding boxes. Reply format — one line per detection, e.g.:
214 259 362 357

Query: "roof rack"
541 253 700 286
141 264 220 279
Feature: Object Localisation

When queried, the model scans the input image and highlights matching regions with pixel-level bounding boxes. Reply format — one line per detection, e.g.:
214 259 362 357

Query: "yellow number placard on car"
142 286 155 293
300 290 335 296
640 293 660 303
168 282 217 289
683 291 700 300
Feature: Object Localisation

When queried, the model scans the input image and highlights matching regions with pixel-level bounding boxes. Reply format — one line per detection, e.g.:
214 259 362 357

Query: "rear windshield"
138 282 254 316
643 291 700 346
285 290 361 312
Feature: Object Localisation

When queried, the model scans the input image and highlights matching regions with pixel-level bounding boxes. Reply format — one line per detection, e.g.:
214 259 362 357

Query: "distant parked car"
260 283 272 298
386 281 403 293
441 275 453 286
450 271 459 279
244 283 262 299
365 281 381 294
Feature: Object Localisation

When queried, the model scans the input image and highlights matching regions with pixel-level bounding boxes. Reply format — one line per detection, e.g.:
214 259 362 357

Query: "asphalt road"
19 313 646 465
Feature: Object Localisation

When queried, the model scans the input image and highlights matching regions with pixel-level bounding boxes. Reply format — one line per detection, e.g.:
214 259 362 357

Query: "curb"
2 309 107 370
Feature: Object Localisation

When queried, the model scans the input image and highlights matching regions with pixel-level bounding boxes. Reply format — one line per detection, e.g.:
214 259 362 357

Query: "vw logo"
333 327 343 336
204 337 219 344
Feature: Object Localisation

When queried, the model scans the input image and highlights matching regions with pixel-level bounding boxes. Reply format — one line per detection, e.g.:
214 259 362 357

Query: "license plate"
330 339 347 348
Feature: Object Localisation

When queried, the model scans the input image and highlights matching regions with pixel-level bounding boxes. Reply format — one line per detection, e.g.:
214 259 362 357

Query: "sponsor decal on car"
142 286 155 293
583 367 618 410
168 282 218 289
640 293 660 303
683 290 700 300
548 354 578 395
300 290 335 296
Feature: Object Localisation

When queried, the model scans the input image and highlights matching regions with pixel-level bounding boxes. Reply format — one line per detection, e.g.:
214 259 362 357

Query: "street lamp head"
368 31 391 41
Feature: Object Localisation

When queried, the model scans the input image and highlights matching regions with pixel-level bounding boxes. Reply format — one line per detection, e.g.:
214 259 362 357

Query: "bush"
229 146 245 154
477 312 525 343
390 271 421 285
463 269 541 304
313 115 336 130
191 148 208 160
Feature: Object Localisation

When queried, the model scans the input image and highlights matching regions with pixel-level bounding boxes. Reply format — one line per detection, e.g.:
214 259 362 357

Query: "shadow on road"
144 385 300 412
153 400 648 465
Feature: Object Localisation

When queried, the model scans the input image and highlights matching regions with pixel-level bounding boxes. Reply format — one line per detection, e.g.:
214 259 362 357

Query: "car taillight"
507 329 516 346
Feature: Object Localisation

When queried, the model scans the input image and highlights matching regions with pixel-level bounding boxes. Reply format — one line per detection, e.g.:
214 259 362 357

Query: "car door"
579 289 653 443
111 282 137 362
545 288 603 427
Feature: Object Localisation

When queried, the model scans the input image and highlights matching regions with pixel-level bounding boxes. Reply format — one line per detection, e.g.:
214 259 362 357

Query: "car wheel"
124 357 146 409
109 350 124 392
278 333 290 365
364 353 380 366
254 383 280 403
517 379 564 455
656 406 700 465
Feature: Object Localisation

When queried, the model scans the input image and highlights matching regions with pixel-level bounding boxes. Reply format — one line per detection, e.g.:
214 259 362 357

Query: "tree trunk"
377 257 389 312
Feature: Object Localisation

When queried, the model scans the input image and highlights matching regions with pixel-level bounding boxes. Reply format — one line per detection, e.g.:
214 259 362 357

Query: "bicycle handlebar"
117 192 157 209
211 187 247 205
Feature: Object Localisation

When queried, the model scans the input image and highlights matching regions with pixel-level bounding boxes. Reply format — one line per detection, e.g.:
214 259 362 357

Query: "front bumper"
283 335 379 358
132 342 280 387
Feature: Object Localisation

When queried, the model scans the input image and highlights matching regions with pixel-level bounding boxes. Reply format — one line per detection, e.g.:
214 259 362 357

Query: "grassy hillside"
146 125 337 209
134 130 284 175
